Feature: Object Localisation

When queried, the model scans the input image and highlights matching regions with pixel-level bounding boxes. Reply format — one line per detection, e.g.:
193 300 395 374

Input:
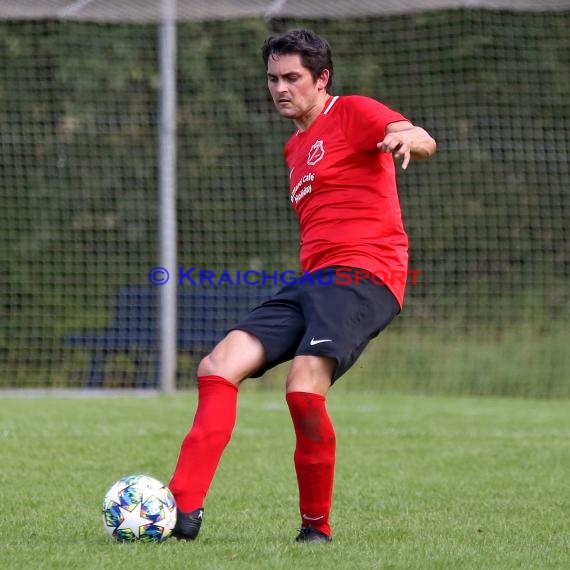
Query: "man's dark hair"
262 29 334 93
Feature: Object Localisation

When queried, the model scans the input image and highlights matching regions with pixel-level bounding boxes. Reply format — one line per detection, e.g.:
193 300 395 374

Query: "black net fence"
0 10 568 394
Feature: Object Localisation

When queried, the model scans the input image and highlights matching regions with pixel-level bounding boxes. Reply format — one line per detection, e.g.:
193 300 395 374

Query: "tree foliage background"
0 11 568 389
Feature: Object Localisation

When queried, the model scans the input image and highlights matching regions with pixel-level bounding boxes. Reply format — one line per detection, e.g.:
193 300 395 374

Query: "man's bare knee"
196 330 266 384
197 353 218 378
286 355 336 395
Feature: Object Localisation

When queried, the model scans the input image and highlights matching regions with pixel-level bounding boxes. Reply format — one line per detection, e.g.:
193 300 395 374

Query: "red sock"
286 391 336 537
169 375 238 512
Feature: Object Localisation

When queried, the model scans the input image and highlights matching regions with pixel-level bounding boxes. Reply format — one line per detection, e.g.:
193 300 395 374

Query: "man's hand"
378 121 436 170
379 131 413 170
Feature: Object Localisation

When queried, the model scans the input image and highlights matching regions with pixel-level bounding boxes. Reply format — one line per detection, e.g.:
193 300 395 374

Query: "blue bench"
65 285 278 388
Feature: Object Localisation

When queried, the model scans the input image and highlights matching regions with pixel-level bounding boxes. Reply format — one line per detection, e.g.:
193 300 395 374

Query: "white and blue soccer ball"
102 474 177 542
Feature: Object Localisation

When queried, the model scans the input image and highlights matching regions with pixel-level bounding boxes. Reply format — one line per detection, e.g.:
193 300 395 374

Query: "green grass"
345 322 570 398
2 390 570 569
2 323 569 397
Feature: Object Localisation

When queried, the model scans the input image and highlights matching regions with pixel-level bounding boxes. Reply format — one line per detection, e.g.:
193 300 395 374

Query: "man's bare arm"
378 121 437 170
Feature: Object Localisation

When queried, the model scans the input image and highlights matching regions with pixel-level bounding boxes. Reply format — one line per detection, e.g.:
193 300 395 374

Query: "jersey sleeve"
338 95 410 152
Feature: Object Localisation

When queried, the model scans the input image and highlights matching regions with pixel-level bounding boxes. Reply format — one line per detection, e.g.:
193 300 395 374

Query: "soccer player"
169 29 436 543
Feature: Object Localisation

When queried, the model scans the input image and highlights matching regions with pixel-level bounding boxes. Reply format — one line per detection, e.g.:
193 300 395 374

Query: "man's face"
266 53 327 122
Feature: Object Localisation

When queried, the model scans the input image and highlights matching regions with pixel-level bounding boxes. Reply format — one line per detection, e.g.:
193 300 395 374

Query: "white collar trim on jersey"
295 96 339 136
323 95 339 115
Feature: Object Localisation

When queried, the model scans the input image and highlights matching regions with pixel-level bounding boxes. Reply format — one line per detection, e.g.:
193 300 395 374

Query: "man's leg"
169 330 265 539
285 267 401 543
286 355 336 542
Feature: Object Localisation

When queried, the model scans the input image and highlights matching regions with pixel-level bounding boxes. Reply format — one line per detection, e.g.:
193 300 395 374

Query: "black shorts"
231 266 401 382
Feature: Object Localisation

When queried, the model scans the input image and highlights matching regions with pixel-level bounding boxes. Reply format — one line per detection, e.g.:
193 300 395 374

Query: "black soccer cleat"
172 507 204 540
295 525 332 543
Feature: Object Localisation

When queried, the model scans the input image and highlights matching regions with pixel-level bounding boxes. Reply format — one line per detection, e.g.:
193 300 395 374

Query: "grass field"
2 389 569 569
3 323 569 398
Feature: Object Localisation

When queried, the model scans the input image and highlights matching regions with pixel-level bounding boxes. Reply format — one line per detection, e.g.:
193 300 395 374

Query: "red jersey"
284 95 410 308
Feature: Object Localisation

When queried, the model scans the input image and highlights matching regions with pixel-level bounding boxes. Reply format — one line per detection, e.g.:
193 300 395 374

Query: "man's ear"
317 69 330 91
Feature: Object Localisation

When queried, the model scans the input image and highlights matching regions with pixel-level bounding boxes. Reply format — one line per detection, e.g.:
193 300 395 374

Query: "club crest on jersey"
307 140 325 166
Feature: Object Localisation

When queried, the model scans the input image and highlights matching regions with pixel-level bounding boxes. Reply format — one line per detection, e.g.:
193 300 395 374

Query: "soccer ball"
102 474 177 542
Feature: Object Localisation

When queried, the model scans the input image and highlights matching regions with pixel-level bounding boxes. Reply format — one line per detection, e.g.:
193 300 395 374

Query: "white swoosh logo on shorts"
310 338 332 346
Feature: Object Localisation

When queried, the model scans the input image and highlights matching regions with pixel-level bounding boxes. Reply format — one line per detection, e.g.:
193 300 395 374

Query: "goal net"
0 1 568 395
